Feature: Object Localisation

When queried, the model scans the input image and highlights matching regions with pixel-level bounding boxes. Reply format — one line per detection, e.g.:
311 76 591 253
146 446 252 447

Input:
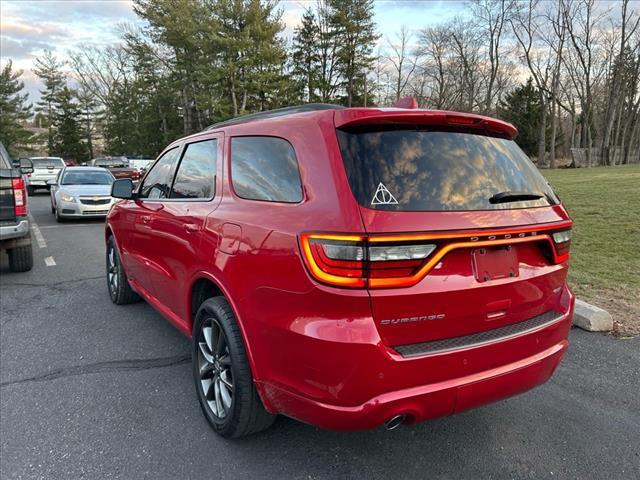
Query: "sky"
0 0 466 103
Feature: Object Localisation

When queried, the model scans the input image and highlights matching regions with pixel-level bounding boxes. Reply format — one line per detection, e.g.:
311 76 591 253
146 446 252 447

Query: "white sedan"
49 167 117 222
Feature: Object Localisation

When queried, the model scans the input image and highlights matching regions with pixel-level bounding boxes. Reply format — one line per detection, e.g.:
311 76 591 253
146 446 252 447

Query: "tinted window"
170 140 217 199
231 137 302 203
31 158 65 168
93 157 128 168
61 170 114 185
337 129 559 211
139 148 180 199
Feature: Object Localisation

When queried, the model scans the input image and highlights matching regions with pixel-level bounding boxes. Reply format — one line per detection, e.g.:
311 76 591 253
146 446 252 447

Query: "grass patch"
543 164 640 335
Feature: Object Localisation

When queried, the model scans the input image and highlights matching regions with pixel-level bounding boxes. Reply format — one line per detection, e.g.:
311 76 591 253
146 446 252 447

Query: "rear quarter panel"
197 112 372 386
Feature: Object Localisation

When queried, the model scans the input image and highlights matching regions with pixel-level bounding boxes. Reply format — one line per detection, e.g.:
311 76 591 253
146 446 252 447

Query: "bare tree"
562 0 610 166
600 0 640 164
385 26 420 102
415 25 457 109
510 0 554 165
471 0 512 113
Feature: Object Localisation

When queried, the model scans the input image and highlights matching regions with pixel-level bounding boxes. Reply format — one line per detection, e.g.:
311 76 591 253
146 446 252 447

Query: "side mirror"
19 158 33 174
46 179 57 186
111 178 135 199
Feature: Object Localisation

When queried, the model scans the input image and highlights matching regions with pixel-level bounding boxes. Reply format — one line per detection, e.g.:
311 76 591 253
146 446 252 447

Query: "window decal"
371 182 398 205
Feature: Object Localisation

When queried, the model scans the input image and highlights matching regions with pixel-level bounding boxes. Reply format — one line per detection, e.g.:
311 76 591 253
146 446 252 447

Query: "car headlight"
60 192 76 202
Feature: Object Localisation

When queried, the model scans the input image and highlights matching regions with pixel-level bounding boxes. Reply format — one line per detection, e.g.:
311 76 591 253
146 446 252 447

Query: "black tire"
8 244 33 272
51 201 55 214
106 236 140 304
27 186 34 196
193 297 275 438
54 208 64 223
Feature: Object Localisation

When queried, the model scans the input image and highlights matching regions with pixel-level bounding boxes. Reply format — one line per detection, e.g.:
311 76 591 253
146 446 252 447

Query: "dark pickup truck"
0 143 34 272
90 157 141 182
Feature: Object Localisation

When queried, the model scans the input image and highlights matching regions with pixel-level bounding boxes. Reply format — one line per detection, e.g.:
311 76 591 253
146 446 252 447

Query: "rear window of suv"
337 128 559 211
31 158 65 168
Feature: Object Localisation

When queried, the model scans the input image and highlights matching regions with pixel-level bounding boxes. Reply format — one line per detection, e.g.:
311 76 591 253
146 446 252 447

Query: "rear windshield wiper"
489 191 544 204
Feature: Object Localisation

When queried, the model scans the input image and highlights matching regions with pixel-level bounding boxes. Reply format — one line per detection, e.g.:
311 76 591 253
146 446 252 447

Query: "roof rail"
204 103 345 130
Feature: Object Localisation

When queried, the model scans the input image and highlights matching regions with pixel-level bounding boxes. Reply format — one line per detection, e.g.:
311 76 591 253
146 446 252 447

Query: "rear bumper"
256 286 574 431
0 218 29 241
260 339 567 431
27 180 50 187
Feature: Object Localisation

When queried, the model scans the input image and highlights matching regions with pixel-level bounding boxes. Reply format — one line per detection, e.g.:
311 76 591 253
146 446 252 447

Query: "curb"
573 299 613 332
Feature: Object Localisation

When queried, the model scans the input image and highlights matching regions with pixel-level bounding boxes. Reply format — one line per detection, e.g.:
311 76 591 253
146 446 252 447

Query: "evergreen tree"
51 87 89 163
76 86 102 159
291 8 321 102
329 0 379 106
33 51 65 154
498 78 544 157
0 61 32 155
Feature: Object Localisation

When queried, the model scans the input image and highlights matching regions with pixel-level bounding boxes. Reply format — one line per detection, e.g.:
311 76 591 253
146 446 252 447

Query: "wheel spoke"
220 369 233 390
220 380 232 410
214 378 224 417
198 342 214 363
202 326 214 353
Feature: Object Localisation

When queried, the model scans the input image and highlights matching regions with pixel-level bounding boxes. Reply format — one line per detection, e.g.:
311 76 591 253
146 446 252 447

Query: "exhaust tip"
384 414 406 431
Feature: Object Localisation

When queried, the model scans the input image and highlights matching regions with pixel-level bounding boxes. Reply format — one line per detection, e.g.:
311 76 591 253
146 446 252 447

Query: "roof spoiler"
334 109 518 139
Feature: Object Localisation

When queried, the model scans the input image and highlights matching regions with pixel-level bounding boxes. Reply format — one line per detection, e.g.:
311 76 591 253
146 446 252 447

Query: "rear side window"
230 136 303 203
139 148 180 199
170 139 217 199
337 129 559 211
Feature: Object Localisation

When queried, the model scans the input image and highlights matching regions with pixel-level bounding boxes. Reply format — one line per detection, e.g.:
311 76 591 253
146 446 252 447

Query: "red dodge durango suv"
105 103 574 438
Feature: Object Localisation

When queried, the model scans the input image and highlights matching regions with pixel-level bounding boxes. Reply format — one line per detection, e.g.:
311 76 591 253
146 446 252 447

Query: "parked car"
106 103 574 438
90 157 141 182
49 167 116 222
127 157 154 173
0 143 34 272
26 156 65 194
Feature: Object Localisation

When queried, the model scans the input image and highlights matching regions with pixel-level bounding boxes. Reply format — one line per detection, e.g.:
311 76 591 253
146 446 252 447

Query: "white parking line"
29 216 47 248
44 256 56 266
39 224 100 230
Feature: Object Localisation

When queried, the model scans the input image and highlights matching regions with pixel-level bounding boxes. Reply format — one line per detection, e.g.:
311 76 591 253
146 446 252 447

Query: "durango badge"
380 314 446 325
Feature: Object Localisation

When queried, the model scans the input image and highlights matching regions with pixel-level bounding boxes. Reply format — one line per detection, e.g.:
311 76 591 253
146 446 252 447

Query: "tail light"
552 229 571 258
300 233 436 289
12 177 28 216
300 224 572 289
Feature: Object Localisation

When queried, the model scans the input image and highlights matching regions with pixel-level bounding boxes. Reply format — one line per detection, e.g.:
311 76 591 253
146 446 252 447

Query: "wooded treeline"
0 0 638 167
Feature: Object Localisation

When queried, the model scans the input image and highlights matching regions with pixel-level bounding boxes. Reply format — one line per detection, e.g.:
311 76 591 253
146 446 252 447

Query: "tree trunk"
549 99 558 169
537 95 546 166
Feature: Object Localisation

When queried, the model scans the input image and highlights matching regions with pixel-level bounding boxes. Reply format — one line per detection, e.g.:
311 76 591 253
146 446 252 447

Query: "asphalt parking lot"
1 194 639 479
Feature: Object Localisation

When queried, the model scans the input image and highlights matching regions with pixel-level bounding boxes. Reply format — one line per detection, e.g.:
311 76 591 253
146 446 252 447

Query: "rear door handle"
184 223 199 233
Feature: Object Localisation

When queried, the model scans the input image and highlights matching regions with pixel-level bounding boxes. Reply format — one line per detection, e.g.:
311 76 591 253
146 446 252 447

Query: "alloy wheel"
107 246 119 295
197 318 234 419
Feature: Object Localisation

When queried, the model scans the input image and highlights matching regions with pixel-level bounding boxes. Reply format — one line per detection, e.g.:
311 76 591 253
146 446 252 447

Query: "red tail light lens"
300 234 367 288
299 234 436 289
552 229 571 260
12 177 28 216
